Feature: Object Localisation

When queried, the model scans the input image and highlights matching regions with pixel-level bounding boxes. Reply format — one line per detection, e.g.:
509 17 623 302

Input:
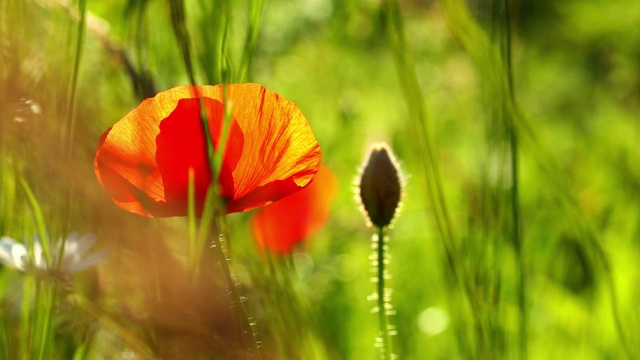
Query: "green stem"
381 0 485 350
169 0 197 85
377 226 393 360
73 294 154 358
36 282 56 360
238 0 265 83
498 1 527 358
20 178 50 266
211 230 263 359
62 0 86 233
20 276 34 360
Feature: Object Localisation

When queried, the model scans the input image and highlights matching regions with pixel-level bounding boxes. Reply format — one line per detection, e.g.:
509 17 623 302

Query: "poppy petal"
155 97 225 215
95 84 321 217
222 84 322 213
95 86 225 217
251 165 338 254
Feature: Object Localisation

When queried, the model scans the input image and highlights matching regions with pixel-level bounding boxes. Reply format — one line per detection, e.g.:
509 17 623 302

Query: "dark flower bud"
358 143 403 228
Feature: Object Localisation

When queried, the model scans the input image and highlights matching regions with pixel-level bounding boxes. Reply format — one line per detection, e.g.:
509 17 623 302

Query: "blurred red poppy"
94 84 321 217
251 165 338 254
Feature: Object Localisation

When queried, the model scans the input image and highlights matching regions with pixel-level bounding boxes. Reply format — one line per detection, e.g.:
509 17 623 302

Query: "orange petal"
251 165 338 254
155 97 227 215
95 85 224 217
95 84 322 217
222 84 322 213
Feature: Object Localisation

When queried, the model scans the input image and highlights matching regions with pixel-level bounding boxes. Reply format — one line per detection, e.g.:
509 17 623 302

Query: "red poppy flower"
94 83 322 217
251 165 338 254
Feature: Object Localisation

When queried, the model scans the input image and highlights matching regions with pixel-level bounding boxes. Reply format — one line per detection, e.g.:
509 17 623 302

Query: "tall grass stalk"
131 0 154 99
195 0 231 85
380 0 486 354
262 254 325 359
495 1 527 358
187 169 199 275
0 156 17 233
72 294 155 358
238 0 265 83
20 276 35 359
0 314 7 360
168 1 268 356
64 0 86 160
212 230 264 359
20 178 50 266
59 0 87 238
71 344 87 360
168 0 197 85
168 3 259 356
34 282 56 360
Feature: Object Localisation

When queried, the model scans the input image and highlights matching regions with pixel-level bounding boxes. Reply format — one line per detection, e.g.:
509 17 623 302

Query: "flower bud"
358 143 403 228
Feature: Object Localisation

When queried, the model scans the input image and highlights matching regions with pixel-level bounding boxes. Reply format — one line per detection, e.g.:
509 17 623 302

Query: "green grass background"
1 0 640 359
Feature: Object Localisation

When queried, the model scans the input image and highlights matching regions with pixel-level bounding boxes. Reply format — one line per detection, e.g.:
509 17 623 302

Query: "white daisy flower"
0 232 107 274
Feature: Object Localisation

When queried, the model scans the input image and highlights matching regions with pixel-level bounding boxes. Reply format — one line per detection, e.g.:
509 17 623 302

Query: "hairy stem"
211 231 263 359
376 226 393 360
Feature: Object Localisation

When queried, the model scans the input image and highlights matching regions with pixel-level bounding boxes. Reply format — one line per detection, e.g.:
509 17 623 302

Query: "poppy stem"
211 231 263 359
376 226 394 360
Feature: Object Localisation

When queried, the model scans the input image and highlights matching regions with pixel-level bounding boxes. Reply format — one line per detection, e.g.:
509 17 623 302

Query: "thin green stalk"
133 0 146 75
380 0 485 348
509 112 528 359
489 0 527 357
194 99 254 358
376 226 393 360
0 156 17 233
187 169 199 276
64 0 85 158
238 0 266 83
262 253 327 359
20 276 34 360
20 178 50 266
169 0 197 85
509 108 527 360
499 1 527 358
265 255 300 358
61 0 86 235
196 0 231 84
131 0 155 100
71 344 87 360
211 231 263 359
194 89 256 359
212 85 232 183
0 312 8 360
169 1 262 356
286 255 325 359
264 255 291 357
72 294 155 358
36 282 56 360
215 1 231 84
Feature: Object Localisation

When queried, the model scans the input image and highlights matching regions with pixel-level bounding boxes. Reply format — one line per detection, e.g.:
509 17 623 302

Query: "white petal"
66 249 108 273
68 232 96 258
0 237 16 262
32 239 46 269
0 237 21 268
11 242 29 270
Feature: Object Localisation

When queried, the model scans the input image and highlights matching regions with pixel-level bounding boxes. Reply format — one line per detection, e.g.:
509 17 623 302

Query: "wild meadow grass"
2 0 640 359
